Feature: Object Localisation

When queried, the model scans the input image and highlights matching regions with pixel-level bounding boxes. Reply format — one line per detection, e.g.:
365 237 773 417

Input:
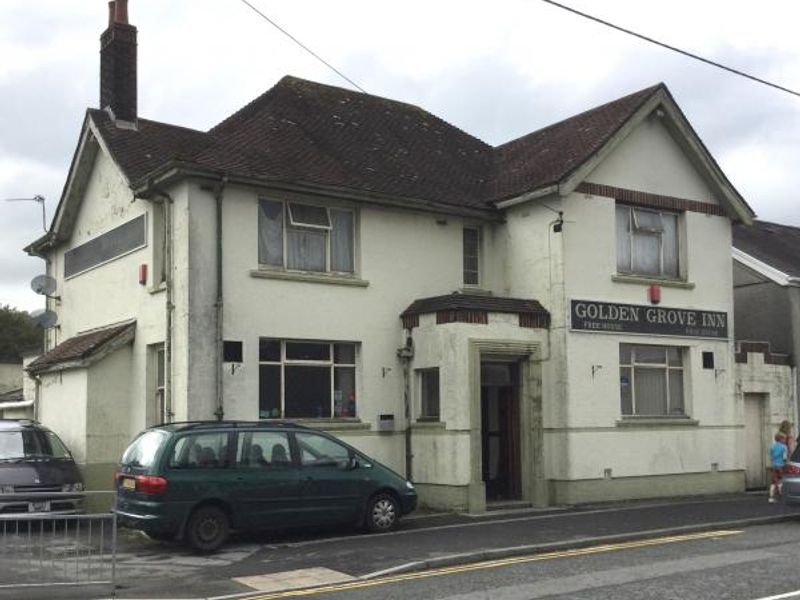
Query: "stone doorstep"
234 566 355 593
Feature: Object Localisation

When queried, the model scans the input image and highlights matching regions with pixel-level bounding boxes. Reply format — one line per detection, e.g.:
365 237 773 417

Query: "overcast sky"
1 0 798 311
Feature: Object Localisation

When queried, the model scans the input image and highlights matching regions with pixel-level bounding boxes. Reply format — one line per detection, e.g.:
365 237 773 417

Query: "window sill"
612 274 695 289
250 269 369 287
412 420 445 430
283 419 371 432
616 416 699 428
148 282 167 295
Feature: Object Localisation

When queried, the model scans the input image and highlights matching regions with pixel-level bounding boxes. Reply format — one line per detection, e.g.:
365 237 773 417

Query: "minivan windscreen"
121 430 168 469
0 430 71 460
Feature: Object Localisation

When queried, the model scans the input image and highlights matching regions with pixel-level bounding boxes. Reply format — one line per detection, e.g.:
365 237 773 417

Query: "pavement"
2 491 800 599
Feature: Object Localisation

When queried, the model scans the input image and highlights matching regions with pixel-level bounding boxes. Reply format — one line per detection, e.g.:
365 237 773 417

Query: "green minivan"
114 421 417 552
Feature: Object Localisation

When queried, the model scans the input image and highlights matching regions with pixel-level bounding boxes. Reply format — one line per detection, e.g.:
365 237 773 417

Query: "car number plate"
122 477 136 490
28 501 50 512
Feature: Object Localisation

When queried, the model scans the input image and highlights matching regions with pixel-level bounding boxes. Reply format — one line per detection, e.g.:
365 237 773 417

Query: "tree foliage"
0 305 43 362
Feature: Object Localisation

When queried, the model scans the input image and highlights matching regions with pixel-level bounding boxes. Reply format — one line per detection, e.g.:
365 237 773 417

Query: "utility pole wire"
540 0 800 99
237 0 367 94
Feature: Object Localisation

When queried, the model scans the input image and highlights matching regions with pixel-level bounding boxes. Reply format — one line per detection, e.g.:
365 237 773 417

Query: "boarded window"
64 214 146 278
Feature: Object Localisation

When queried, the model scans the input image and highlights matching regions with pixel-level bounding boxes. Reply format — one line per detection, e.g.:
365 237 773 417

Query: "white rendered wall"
182 182 499 473
0 363 21 393
87 346 135 465
37 369 88 462
43 149 167 450
410 312 547 486
586 114 719 204
503 115 739 486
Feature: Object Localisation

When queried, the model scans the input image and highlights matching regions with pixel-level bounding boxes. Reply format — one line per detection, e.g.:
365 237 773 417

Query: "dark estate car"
114 421 417 552
0 419 84 515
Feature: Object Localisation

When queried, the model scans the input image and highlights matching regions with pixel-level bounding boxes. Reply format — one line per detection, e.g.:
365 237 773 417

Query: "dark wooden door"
481 374 521 501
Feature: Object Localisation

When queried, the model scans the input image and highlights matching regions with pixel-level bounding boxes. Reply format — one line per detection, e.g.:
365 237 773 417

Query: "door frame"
467 339 545 513
481 362 522 501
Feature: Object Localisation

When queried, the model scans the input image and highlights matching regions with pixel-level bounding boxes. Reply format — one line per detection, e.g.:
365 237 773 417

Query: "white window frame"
259 198 356 274
462 226 481 286
258 339 357 419
417 368 441 421
620 344 686 417
616 204 680 279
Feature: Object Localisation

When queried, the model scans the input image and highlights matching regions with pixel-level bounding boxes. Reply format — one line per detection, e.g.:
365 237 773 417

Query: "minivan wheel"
185 506 230 553
365 493 399 532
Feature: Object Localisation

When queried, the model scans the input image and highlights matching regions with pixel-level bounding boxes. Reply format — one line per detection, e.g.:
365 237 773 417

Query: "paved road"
272 523 800 600
0 493 798 599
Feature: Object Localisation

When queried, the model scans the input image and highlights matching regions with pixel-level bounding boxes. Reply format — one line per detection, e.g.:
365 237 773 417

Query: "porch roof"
26 321 136 374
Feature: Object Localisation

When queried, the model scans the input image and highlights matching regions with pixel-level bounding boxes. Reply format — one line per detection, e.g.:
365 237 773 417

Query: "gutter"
131 163 502 222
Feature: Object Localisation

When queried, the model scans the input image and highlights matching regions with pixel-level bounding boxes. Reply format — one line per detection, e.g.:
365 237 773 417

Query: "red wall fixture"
648 284 661 304
138 264 148 286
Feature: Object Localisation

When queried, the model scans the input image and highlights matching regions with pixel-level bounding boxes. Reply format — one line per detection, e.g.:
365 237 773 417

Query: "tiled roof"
89 109 211 184
0 388 23 404
490 84 662 202
733 220 800 279
90 76 666 209
26 322 135 373
402 293 549 317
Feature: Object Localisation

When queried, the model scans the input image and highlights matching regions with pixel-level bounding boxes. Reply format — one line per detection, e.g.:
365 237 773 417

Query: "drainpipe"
150 189 175 422
397 332 414 480
213 177 228 421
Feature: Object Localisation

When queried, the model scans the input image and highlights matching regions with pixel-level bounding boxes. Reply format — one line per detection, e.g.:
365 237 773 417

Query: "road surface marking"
753 590 800 600
235 529 742 599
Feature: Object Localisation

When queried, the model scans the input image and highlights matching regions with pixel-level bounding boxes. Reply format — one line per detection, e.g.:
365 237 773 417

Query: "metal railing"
0 491 116 597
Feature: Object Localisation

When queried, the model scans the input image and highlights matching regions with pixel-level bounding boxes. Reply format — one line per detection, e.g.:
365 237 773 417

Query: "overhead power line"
540 0 800 99
237 0 367 93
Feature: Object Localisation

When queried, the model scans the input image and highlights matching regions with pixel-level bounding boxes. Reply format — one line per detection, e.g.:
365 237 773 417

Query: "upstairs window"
616 205 679 278
258 199 354 274
619 344 685 417
463 227 481 285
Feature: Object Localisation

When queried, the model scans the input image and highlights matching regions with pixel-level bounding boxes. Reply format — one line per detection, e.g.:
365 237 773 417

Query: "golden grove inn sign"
570 300 728 339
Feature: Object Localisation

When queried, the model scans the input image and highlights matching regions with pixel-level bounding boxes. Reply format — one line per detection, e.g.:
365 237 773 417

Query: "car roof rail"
164 420 313 431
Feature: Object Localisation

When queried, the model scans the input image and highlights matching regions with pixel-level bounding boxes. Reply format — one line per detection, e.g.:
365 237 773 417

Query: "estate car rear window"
121 430 168 469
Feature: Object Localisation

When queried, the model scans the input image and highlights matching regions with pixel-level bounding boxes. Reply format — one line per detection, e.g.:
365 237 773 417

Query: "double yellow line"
243 529 742 599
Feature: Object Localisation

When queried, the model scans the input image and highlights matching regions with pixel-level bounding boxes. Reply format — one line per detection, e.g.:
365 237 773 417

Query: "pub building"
24 3 756 512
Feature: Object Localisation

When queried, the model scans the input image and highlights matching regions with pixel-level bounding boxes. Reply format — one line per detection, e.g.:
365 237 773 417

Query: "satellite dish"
30 309 58 329
31 274 57 296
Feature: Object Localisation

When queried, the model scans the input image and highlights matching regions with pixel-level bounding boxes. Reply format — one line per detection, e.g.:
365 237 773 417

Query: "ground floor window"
417 368 440 421
619 344 685 416
258 339 357 419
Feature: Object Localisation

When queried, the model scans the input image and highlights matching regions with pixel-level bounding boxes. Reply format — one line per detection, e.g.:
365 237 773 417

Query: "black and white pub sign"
570 299 728 339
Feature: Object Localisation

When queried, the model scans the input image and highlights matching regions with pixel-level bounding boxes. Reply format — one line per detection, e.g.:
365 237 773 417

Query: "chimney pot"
114 0 129 25
107 2 115 27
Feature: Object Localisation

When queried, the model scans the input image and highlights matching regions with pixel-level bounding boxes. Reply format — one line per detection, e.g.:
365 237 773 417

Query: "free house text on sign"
571 300 728 339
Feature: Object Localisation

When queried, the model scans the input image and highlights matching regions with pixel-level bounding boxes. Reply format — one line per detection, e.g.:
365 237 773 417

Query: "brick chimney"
100 0 137 123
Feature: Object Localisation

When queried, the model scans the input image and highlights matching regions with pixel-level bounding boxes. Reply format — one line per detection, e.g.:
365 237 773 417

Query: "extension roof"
29 76 754 254
733 220 800 283
402 293 549 319
26 321 136 374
